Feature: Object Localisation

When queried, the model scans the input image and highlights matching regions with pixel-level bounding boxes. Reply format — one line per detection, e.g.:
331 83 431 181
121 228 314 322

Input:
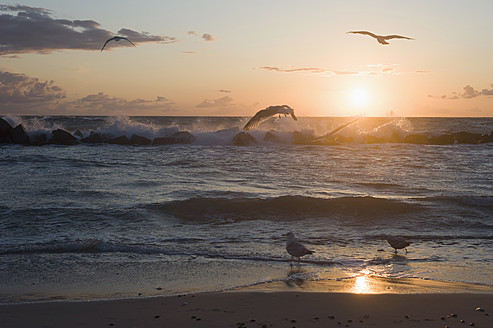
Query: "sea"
1 116 492 303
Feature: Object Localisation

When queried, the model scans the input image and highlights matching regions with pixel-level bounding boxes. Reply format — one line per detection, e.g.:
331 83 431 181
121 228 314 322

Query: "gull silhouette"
101 36 136 52
387 236 412 254
283 232 314 266
243 105 297 130
347 31 414 45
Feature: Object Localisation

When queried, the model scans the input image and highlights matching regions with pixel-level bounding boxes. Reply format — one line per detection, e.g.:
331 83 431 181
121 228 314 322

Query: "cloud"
201 33 216 42
0 70 66 103
187 30 216 42
0 5 176 54
196 96 234 108
0 69 176 115
70 93 176 113
429 84 493 99
257 64 430 77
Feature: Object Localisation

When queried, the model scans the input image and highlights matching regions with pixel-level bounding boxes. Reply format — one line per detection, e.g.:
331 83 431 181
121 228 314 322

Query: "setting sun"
349 87 370 108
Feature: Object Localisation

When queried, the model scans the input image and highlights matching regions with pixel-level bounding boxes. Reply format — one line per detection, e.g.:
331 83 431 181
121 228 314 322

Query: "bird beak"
291 113 297 121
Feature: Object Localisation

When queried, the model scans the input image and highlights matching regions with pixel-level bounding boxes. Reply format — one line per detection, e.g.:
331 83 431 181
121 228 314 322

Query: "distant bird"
387 236 412 254
101 36 136 52
284 232 314 265
347 31 414 45
243 105 297 130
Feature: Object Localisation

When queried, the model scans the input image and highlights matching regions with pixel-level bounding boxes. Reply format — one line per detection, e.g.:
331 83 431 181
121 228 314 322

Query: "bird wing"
384 35 414 40
287 241 311 257
122 37 137 47
348 31 378 38
243 108 276 130
100 37 116 52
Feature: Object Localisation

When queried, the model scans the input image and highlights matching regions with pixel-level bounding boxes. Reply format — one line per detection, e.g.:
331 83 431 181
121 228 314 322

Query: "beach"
2 278 493 328
1 116 492 326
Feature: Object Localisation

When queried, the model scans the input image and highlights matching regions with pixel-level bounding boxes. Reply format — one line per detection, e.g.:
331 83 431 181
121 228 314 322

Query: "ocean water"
0 116 492 303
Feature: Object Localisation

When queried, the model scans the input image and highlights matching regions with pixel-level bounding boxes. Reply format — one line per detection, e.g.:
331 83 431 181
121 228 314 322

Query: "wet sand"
1 278 492 328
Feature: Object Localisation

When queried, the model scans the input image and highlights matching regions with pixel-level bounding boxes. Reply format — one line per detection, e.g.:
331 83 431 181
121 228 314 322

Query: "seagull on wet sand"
243 105 297 130
101 36 136 52
387 236 412 254
284 232 314 265
347 31 414 45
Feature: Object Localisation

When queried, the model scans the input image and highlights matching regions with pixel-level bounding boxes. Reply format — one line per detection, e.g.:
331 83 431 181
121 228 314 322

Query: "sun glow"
349 87 370 108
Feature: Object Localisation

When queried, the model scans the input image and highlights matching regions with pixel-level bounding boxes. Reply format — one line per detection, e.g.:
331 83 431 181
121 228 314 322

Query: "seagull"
387 236 412 254
243 105 297 130
101 36 136 52
347 31 414 45
284 232 314 265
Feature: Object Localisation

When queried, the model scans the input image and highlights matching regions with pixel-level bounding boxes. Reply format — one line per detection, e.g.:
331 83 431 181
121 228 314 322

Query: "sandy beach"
2 278 492 328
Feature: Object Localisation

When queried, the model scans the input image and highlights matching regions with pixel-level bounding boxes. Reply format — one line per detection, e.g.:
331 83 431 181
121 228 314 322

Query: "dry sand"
1 278 493 328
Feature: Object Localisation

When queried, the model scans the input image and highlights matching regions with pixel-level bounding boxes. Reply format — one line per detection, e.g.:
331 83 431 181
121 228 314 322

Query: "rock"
429 134 454 145
292 131 314 144
130 134 152 145
30 133 48 146
403 134 429 144
11 124 30 144
0 117 12 140
81 131 104 144
104 135 130 145
333 134 354 143
232 132 257 146
453 131 481 144
0 136 11 144
50 129 78 145
264 131 281 143
153 131 195 145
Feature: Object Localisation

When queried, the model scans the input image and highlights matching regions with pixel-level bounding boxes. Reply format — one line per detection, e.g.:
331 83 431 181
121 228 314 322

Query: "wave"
146 195 422 221
421 195 493 209
2 116 492 146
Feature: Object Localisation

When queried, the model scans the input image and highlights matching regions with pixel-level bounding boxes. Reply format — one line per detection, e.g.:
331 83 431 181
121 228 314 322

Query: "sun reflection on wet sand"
353 275 372 294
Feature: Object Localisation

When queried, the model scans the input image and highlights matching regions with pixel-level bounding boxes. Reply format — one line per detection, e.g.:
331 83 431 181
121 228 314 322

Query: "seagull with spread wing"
101 36 136 52
347 31 414 45
243 105 297 130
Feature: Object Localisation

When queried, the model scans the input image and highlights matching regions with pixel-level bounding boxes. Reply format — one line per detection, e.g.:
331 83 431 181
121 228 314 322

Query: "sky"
1 0 492 117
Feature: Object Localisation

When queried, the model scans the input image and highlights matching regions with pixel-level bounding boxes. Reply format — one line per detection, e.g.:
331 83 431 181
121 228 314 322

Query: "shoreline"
2 277 493 328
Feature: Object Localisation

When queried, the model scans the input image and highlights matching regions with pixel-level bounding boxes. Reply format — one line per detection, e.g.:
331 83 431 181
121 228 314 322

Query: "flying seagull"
387 236 412 254
284 232 314 265
347 31 414 45
101 36 136 52
243 105 297 130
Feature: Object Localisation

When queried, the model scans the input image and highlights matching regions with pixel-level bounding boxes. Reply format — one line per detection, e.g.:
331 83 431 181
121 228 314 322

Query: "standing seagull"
347 31 414 45
284 232 314 266
243 105 297 130
387 236 412 254
101 36 136 52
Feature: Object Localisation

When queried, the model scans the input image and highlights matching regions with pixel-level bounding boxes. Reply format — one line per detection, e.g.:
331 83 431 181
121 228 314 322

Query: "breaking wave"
146 195 422 221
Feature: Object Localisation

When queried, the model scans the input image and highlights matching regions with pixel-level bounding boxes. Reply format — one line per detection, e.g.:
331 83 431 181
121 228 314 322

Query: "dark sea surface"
1 116 492 303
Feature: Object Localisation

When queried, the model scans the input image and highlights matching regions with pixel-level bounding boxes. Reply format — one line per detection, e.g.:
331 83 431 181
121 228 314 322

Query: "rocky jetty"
1 117 492 147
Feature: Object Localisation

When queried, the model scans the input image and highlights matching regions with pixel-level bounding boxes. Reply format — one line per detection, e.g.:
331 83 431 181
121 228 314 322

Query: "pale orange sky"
1 1 492 117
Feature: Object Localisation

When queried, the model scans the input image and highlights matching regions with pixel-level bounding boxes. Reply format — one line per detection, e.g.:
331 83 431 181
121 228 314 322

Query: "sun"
349 87 370 107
